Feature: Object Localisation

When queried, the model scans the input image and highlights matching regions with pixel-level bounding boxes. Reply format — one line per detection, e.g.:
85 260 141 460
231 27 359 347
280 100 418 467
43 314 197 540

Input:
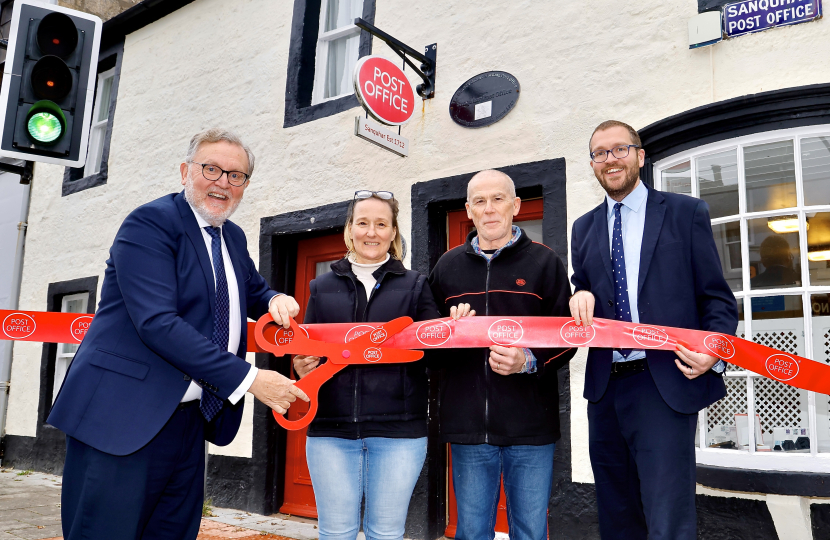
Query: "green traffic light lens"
28 112 63 143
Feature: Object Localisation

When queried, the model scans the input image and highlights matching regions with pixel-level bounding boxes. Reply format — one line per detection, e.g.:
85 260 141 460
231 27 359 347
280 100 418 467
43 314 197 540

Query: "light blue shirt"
605 181 648 364
604 182 725 373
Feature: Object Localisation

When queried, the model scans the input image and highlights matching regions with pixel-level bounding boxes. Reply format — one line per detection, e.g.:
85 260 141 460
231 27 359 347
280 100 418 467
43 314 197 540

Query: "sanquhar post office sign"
723 0 822 38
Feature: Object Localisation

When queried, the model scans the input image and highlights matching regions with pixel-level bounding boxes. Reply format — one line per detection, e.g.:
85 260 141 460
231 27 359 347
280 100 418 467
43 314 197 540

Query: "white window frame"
83 67 115 177
311 0 363 105
53 292 89 403
654 124 830 473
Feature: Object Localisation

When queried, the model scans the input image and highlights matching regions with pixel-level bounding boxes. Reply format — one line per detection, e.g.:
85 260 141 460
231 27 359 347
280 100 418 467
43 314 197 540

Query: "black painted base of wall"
2 430 65 473
697 494 778 540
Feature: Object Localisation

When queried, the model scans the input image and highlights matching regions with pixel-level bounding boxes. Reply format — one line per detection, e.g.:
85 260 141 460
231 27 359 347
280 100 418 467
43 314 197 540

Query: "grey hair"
466 169 516 201
184 128 256 177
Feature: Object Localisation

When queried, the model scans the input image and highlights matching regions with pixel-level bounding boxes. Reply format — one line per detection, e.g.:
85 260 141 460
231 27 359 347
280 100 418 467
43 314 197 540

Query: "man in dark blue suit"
48 129 308 540
569 120 738 539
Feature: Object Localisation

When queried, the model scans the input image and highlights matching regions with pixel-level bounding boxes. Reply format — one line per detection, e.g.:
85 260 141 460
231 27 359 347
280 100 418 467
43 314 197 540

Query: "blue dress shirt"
605 182 725 373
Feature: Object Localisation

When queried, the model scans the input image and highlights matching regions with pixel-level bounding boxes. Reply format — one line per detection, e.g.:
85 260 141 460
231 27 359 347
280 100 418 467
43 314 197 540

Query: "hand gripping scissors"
254 314 424 430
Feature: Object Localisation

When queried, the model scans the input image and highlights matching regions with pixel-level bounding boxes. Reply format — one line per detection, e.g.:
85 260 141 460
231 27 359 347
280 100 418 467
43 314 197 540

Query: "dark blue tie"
612 203 633 359
201 226 229 421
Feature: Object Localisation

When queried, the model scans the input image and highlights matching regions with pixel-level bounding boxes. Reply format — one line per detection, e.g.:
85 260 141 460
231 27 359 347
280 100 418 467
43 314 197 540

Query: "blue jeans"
306 436 427 540
451 443 555 540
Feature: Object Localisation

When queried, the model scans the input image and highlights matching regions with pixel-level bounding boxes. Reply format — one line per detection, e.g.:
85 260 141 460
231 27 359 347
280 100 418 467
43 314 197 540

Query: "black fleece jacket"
303 257 440 439
428 228 575 445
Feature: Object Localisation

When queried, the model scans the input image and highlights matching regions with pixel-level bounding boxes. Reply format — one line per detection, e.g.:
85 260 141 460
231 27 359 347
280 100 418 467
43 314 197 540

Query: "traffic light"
0 0 101 167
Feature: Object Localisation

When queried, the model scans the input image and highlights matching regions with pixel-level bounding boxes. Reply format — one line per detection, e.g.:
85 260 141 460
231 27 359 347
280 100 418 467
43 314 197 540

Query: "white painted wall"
4 0 829 485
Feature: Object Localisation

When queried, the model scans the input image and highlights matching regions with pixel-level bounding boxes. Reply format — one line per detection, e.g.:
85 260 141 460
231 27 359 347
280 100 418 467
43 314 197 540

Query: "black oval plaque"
449 71 520 128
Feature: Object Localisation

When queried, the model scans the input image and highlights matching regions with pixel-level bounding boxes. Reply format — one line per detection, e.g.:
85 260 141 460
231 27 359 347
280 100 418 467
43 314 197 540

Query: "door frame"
410 159 572 539
257 200 351 515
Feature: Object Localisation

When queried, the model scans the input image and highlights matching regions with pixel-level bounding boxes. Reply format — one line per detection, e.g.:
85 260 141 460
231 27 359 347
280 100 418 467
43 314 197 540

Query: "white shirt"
349 253 389 300
182 202 258 404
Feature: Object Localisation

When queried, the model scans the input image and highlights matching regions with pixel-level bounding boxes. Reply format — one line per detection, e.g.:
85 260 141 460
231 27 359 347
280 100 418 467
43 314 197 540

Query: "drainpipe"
0 177 32 466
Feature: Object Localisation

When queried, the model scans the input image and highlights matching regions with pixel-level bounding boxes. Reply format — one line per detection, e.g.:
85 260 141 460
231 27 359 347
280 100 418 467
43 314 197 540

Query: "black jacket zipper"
484 258 491 444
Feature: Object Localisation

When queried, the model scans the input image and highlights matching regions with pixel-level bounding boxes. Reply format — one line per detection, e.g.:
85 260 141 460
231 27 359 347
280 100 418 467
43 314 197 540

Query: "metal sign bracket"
354 18 436 99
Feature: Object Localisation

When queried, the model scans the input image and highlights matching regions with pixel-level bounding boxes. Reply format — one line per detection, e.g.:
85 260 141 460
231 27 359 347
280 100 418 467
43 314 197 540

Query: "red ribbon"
1 309 818 394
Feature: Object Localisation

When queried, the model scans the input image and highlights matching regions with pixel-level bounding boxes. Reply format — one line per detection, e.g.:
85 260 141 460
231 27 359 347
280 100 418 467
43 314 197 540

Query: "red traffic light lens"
31 56 72 101
37 12 78 58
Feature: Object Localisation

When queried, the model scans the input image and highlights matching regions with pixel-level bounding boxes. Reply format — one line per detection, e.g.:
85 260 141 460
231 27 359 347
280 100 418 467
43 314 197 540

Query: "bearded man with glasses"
49 128 308 540
569 120 738 539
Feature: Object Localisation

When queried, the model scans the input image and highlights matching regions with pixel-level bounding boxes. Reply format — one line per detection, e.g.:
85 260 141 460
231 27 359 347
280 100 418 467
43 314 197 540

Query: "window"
62 43 122 196
655 125 830 472
53 292 88 403
283 0 375 128
312 0 364 104
84 67 115 177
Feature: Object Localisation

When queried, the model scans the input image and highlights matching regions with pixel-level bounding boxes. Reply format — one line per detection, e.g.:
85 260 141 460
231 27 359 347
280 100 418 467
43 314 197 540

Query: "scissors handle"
273 360 346 430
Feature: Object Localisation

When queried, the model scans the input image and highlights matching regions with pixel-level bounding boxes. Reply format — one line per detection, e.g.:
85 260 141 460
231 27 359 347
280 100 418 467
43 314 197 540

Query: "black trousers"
61 402 206 540
588 366 698 540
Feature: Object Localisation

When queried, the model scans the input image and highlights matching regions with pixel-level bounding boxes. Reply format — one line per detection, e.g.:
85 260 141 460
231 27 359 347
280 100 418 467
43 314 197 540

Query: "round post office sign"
353 55 415 126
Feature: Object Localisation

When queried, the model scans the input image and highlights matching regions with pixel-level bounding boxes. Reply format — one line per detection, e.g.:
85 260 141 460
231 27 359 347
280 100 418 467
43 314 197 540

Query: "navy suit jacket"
48 192 277 455
570 184 738 414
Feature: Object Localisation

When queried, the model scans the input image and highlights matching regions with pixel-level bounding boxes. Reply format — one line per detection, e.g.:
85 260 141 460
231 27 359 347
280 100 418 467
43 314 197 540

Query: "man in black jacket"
429 170 575 540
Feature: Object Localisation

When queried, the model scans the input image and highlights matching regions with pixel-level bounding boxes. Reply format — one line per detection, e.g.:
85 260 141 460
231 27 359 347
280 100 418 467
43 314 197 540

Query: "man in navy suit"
569 120 738 539
48 129 308 540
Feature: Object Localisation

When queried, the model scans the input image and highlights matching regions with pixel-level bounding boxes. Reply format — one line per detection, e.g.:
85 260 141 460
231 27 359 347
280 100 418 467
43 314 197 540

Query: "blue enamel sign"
723 0 822 38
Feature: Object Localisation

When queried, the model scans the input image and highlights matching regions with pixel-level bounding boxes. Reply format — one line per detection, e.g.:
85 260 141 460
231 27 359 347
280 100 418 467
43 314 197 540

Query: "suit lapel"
593 202 614 289
222 226 249 357
175 191 216 316
638 186 666 295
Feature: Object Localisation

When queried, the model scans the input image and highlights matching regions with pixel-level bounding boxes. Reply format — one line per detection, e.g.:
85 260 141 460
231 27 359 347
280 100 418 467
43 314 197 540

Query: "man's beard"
183 174 242 227
596 161 640 200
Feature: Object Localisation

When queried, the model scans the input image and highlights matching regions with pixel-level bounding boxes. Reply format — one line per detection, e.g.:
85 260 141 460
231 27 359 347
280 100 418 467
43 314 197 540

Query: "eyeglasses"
354 190 394 201
191 162 250 187
590 145 640 163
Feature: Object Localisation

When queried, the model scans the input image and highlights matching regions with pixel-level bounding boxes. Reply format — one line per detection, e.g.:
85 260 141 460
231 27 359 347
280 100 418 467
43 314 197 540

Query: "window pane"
324 33 360 99
697 150 739 219
751 295 807 451
747 217 801 290
811 294 830 452
315 259 339 277
86 126 106 176
806 212 830 286
518 219 543 243
744 140 797 213
706 377 746 450
800 136 830 206
711 220 743 292
325 0 363 32
662 161 691 195
96 74 114 123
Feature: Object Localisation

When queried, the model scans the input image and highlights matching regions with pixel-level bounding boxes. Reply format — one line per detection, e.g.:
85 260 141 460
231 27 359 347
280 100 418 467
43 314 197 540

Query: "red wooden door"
444 199 544 538
280 233 346 517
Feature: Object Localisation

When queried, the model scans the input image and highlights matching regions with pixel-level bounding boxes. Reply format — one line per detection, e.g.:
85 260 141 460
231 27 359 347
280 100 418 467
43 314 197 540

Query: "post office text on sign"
723 0 821 37
353 56 416 126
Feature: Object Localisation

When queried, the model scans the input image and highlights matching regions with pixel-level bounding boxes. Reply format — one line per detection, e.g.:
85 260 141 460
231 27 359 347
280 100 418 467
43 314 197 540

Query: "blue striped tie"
612 203 633 359
201 226 228 421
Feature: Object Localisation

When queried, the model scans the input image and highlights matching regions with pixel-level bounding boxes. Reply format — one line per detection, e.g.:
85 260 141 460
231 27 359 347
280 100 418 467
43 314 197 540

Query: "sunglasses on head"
354 190 394 201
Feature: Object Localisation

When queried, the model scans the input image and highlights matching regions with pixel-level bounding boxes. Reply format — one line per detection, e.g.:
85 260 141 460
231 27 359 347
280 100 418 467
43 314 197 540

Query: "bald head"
465 169 521 250
467 170 516 202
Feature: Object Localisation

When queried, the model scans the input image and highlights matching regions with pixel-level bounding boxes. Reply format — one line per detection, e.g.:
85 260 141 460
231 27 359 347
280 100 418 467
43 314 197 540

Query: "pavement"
0 467 322 540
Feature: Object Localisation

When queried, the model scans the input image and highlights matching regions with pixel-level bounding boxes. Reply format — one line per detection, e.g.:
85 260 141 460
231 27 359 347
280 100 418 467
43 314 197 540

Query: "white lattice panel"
708 377 747 431
754 379 807 435
751 319 806 436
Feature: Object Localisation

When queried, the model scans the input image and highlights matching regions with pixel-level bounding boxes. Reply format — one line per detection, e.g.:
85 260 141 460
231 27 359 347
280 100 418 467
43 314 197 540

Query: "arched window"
654 125 830 472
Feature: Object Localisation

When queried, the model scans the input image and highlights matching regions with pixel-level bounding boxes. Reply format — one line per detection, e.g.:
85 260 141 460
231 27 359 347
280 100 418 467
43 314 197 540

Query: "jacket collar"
637 183 666 295
175 191 216 316
464 225 529 259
